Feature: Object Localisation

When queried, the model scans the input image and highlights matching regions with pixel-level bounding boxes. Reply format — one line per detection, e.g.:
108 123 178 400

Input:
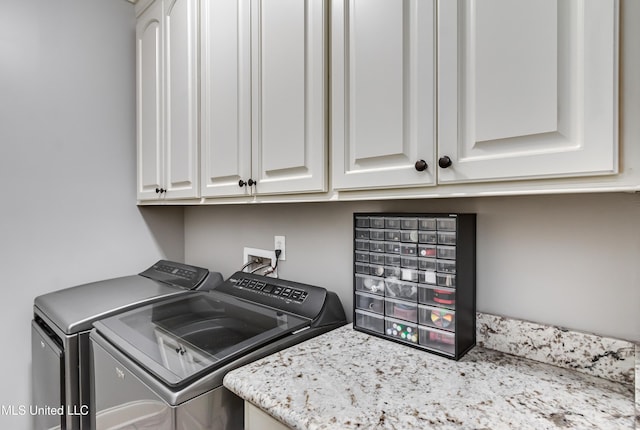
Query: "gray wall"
0 1 184 429
185 193 640 343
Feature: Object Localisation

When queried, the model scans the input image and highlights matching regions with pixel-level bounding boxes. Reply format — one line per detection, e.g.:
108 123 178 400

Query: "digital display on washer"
95 291 310 386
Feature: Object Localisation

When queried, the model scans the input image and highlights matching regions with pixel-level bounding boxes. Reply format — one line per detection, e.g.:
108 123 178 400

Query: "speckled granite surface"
224 325 635 430
476 313 636 385
636 345 639 426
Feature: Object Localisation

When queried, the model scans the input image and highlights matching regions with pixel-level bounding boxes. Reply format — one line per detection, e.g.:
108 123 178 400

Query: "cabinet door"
251 0 327 195
164 0 199 199
438 0 618 184
245 402 289 430
331 0 436 191
200 0 252 198
136 0 164 200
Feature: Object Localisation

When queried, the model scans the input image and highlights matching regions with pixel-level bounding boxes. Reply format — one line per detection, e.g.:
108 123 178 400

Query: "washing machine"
90 271 347 430
32 260 223 430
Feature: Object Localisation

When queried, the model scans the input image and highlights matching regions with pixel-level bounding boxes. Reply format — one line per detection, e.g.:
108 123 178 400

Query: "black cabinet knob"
155 188 166 194
438 156 452 168
156 188 161 193
414 160 428 172
238 179 247 188
247 178 256 187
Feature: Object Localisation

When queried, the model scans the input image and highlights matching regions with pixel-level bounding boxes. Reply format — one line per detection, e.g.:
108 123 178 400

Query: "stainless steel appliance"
90 272 347 430
32 260 223 430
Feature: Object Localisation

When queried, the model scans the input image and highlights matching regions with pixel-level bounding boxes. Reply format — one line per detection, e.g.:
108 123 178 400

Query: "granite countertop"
223 324 636 430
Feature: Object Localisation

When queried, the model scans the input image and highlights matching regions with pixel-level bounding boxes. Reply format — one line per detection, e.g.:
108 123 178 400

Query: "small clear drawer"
355 217 370 228
418 284 456 309
384 254 401 266
436 259 456 274
369 264 385 278
436 245 456 260
355 263 369 274
436 273 456 288
385 229 401 241
420 270 437 285
355 228 370 239
400 256 418 269
384 242 401 254
400 230 419 243
385 298 418 323
369 253 386 265
369 241 386 253
400 268 419 282
385 317 418 343
355 251 369 263
355 239 369 251
437 231 457 245
418 218 437 230
418 231 438 244
418 258 436 271
355 292 384 314
419 304 455 332
370 217 385 228
400 243 417 255
369 229 386 240
355 274 385 295
401 218 418 230
436 218 457 231
418 244 437 258
355 309 384 333
385 279 418 301
419 326 455 356
384 266 401 279
385 218 401 229
388 266 422 283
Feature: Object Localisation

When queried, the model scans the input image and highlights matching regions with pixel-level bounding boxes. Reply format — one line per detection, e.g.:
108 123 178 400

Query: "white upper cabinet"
201 0 327 198
437 0 618 184
137 0 199 201
331 0 437 191
136 0 163 200
200 0 252 198
164 0 199 198
139 0 623 203
251 0 327 195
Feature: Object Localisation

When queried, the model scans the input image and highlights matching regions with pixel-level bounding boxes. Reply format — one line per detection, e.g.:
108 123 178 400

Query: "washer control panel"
217 272 329 320
139 260 209 290
154 263 198 280
233 277 309 303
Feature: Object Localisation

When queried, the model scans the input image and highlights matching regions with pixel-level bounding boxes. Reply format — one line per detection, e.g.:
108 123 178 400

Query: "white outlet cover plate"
274 235 286 260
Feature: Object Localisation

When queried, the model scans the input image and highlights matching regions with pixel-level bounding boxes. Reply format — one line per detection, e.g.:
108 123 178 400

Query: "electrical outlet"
243 247 277 277
274 235 286 260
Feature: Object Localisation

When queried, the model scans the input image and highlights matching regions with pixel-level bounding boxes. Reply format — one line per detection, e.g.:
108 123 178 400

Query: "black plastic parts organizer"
353 213 476 360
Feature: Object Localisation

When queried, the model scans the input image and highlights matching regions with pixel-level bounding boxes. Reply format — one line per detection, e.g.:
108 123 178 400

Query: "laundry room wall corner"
138 206 186 263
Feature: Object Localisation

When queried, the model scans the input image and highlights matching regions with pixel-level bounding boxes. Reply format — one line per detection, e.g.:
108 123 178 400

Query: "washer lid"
34 275 184 335
93 291 310 388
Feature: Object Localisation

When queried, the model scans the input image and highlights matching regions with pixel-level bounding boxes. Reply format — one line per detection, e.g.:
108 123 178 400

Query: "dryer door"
31 320 64 430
